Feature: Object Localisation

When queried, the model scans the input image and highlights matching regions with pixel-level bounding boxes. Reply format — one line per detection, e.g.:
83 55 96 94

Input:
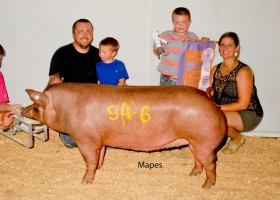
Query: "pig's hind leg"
77 143 103 184
189 144 203 175
189 143 217 189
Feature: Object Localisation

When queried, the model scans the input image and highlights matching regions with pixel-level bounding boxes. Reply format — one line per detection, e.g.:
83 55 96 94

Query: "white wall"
0 0 279 135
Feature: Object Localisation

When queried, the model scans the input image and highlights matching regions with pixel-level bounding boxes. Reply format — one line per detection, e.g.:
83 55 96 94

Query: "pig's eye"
34 106 39 112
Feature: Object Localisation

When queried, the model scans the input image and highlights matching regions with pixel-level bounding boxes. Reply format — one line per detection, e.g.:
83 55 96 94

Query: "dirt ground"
0 129 279 200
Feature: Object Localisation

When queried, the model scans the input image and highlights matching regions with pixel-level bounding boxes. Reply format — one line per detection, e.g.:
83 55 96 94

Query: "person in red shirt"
0 44 22 130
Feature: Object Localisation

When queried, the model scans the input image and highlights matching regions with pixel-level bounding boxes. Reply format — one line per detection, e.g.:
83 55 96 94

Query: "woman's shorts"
238 110 263 132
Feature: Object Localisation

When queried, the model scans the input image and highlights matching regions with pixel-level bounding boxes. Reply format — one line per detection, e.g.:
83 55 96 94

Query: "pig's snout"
20 107 29 117
19 107 25 114
20 104 44 124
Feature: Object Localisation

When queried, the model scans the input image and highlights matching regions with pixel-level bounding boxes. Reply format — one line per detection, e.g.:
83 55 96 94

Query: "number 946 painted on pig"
107 100 151 126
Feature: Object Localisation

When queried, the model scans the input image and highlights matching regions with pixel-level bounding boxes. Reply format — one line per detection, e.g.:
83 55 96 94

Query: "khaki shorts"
238 110 263 132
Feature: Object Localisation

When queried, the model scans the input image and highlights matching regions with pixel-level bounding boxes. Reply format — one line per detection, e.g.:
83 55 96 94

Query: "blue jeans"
160 74 176 85
59 133 77 148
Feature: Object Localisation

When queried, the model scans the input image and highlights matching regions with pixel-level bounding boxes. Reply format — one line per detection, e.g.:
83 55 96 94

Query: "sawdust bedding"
0 129 279 200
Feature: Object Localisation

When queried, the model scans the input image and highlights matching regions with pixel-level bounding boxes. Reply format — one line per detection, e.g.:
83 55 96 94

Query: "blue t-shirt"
96 59 129 85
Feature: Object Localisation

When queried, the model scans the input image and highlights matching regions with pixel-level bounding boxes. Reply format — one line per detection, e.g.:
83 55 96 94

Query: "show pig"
21 75 227 189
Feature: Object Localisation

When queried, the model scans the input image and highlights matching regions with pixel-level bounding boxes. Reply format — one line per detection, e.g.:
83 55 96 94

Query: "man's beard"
76 38 92 49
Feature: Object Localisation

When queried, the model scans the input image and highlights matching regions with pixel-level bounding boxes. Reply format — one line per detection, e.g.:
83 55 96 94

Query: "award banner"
177 40 216 91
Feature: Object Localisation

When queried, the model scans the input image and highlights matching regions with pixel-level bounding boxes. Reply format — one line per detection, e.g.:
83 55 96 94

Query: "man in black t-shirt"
49 19 101 148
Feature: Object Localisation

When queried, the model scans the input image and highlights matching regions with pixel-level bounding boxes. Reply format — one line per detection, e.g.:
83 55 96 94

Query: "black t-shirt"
49 43 101 83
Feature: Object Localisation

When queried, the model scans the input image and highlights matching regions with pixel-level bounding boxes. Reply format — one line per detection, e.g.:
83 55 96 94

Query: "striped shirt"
157 30 198 76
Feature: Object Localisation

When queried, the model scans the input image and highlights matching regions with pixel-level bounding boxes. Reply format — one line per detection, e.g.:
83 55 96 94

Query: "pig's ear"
25 89 48 109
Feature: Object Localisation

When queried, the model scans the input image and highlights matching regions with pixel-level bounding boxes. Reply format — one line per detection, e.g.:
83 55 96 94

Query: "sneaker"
222 135 246 154
59 133 77 148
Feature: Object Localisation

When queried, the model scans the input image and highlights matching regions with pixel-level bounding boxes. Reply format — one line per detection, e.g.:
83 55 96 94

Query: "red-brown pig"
21 80 227 189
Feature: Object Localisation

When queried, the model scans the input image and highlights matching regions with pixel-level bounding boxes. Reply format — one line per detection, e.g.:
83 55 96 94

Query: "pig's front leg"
98 146 106 169
78 144 103 184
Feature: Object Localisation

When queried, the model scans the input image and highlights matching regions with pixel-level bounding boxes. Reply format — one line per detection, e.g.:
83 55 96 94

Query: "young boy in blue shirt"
96 37 129 86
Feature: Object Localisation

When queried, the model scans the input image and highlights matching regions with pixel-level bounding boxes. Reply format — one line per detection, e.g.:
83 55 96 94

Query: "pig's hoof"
81 177 94 184
202 179 215 189
189 168 202 176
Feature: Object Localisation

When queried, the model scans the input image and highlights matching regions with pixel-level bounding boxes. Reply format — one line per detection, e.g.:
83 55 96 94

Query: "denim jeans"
59 133 77 148
160 74 176 85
